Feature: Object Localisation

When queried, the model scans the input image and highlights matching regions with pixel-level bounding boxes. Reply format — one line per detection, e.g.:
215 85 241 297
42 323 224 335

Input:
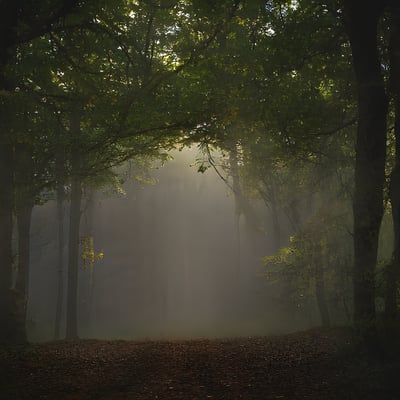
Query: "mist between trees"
27 147 343 342
1 0 400 349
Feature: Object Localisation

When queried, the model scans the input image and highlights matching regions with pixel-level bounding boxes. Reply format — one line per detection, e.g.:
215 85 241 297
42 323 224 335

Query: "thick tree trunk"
0 55 15 344
343 1 388 331
386 136 400 320
0 144 17 343
0 29 18 344
385 2 400 320
66 178 82 340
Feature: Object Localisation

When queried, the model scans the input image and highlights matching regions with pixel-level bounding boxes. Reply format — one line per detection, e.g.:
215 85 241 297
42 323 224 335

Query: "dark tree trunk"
386 144 400 321
66 178 82 340
54 182 65 340
343 1 389 331
385 2 400 320
0 144 16 343
0 21 17 341
14 203 33 343
13 142 36 343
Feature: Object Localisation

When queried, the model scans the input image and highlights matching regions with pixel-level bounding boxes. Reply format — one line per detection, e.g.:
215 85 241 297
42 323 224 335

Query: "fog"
27 147 320 341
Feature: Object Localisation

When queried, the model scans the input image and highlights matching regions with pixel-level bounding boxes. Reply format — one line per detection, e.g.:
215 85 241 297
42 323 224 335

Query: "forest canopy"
0 0 399 349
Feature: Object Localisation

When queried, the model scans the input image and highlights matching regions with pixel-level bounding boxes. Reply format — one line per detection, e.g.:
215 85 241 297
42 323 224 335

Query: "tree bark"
385 2 400 320
0 144 16 343
13 141 36 343
0 10 17 341
343 0 389 330
14 203 33 343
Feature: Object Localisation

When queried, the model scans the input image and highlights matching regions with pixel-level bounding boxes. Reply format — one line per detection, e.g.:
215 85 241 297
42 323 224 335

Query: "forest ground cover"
1 328 399 400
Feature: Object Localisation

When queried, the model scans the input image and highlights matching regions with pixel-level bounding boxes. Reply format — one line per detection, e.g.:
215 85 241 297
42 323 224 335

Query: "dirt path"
1 330 399 399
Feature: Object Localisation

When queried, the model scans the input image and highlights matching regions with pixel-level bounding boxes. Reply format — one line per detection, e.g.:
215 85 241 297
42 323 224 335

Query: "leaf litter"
0 328 399 400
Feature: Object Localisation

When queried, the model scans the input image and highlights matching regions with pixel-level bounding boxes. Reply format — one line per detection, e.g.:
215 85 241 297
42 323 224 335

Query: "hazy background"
27 147 319 341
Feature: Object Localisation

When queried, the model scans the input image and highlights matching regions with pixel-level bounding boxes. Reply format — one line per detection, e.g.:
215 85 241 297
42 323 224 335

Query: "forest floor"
0 328 399 400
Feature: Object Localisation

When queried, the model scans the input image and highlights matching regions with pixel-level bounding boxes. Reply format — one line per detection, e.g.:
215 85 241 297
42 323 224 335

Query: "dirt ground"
0 329 399 400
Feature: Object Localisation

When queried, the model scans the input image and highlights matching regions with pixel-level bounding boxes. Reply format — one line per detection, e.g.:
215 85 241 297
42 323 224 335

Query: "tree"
21 0 242 340
0 0 90 343
385 1 400 321
342 0 389 337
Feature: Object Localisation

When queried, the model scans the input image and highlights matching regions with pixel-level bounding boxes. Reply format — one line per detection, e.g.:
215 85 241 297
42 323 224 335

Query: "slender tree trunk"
81 188 95 334
0 8 21 343
0 143 16 343
284 199 302 235
54 183 65 340
229 146 241 287
269 180 282 251
385 2 400 321
66 178 82 340
314 253 330 328
343 1 388 332
66 110 82 340
13 143 36 343
270 202 281 250
14 203 33 343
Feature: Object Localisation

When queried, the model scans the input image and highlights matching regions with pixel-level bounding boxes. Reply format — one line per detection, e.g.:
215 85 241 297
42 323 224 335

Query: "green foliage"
263 203 353 317
80 236 104 271
3 0 399 331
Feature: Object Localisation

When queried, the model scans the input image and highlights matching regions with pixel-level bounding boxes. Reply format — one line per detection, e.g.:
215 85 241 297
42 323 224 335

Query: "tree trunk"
14 202 33 343
386 148 400 321
385 2 400 321
229 146 241 287
314 255 330 328
0 143 17 343
343 1 388 332
269 179 282 251
66 178 82 340
13 142 36 343
80 187 96 334
54 182 65 340
66 110 82 340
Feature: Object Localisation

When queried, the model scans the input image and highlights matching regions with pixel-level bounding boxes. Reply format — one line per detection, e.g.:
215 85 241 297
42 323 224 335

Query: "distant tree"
264 202 353 328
